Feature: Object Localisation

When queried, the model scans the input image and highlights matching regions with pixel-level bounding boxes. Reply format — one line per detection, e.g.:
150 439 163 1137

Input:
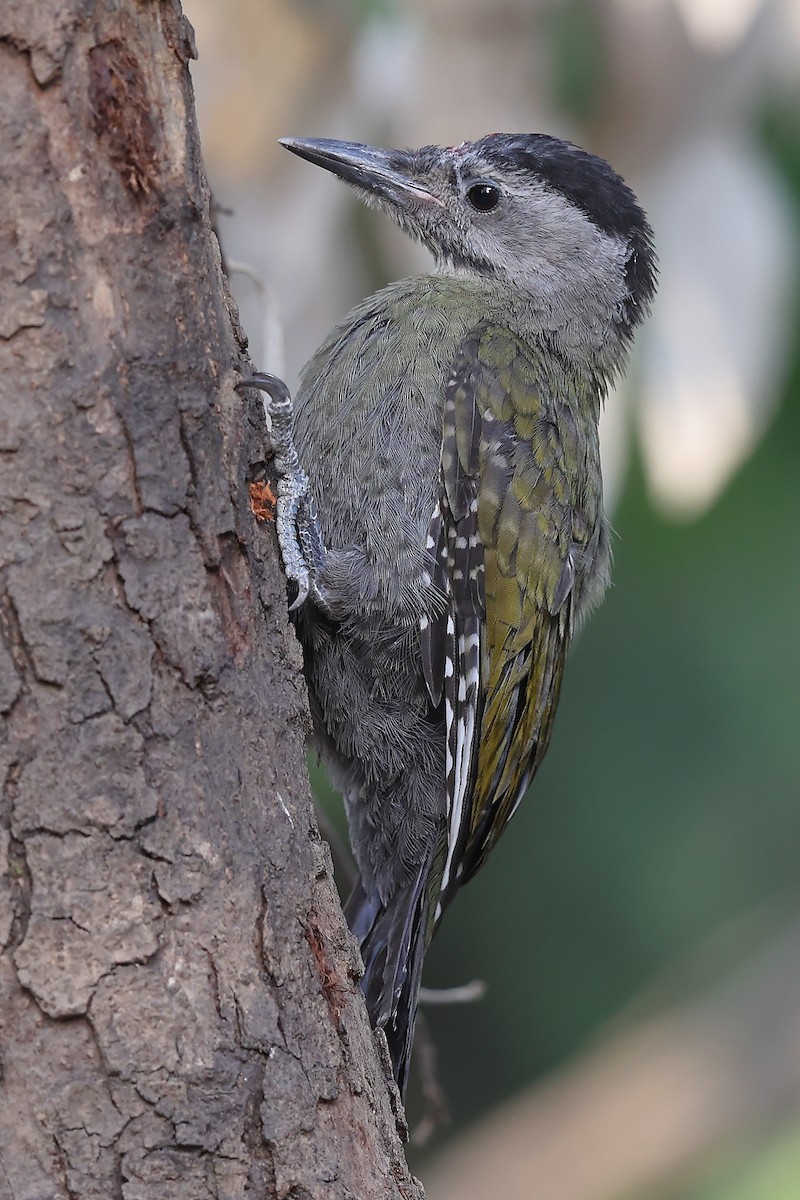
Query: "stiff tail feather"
344 866 432 1097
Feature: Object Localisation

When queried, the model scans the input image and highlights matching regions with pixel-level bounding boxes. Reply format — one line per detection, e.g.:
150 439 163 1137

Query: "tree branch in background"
426 915 800 1200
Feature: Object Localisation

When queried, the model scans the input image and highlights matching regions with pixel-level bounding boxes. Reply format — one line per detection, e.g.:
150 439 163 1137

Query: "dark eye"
466 182 501 212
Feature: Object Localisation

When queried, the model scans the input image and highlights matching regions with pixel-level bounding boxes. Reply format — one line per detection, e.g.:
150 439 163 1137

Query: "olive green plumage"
448 322 607 887
257 134 656 1095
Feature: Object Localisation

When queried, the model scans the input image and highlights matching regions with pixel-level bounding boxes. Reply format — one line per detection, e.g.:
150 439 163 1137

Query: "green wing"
422 322 605 908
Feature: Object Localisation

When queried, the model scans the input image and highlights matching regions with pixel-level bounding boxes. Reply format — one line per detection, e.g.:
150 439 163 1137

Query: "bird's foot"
236 372 327 610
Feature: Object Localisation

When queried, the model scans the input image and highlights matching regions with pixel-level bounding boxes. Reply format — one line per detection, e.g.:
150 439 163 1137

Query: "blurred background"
183 1 800 1195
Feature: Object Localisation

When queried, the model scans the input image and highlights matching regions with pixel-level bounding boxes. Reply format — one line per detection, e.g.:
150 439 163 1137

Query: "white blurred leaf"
637 133 796 518
672 0 766 54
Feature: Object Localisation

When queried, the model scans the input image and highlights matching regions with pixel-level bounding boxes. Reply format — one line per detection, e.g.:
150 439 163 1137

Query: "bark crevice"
0 2 424 1196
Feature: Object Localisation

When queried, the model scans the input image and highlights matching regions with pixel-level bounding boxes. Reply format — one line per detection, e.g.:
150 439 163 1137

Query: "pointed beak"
279 137 444 209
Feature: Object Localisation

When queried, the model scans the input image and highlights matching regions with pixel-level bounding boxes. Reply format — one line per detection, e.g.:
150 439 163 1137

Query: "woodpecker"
239 134 656 1096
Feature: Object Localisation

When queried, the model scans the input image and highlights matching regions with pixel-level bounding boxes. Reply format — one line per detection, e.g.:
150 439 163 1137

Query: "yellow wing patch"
431 322 604 897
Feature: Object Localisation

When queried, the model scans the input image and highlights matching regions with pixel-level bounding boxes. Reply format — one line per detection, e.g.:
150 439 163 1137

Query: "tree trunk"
0 3 423 1197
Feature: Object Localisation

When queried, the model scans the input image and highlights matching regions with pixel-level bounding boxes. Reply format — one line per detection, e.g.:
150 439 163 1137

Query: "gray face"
280 134 657 347
413 145 630 304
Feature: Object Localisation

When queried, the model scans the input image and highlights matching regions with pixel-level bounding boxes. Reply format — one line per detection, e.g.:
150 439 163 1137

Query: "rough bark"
0 3 423 1197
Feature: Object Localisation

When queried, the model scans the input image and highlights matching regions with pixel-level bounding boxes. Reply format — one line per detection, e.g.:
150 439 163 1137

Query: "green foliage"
670 1123 800 1200
546 0 608 123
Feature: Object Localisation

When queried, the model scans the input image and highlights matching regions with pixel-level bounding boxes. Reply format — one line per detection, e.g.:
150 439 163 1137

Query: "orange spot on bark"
248 480 277 522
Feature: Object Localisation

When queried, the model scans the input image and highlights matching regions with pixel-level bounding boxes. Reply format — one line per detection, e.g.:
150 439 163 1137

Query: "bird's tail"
344 864 433 1097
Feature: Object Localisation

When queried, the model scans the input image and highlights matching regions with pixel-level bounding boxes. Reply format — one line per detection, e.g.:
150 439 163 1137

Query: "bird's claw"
236 372 326 609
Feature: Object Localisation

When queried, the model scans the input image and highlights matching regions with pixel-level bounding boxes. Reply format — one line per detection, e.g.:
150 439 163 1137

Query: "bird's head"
280 133 657 345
